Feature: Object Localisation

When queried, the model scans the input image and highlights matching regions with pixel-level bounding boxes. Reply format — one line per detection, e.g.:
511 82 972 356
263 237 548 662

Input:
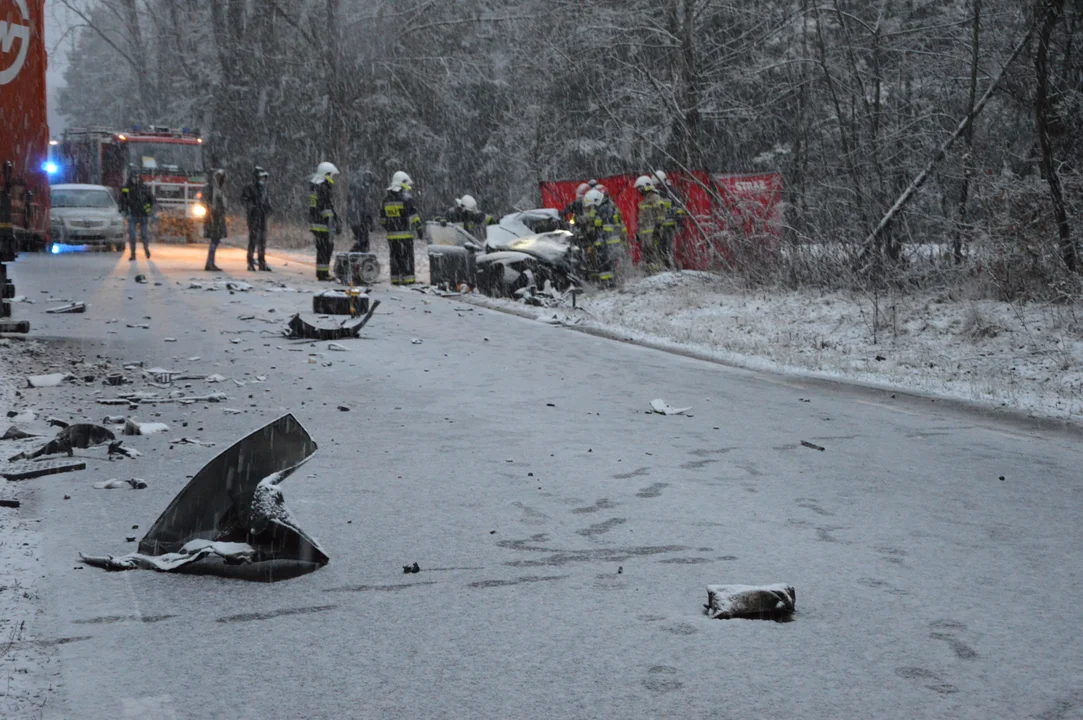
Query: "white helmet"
459 194 478 211
653 170 668 184
316 161 339 178
583 188 604 208
634 175 655 193
575 183 591 200
391 170 413 190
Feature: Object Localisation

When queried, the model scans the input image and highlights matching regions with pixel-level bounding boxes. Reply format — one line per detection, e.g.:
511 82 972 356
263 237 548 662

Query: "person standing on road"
202 168 228 272
119 169 155 261
635 174 667 272
380 171 423 285
241 166 273 272
347 170 376 254
653 170 684 269
309 162 340 281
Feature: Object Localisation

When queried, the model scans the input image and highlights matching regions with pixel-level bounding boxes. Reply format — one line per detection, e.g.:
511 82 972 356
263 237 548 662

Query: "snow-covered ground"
475 271 1083 423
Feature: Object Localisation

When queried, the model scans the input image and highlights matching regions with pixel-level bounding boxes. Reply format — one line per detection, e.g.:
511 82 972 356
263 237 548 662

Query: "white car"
48 184 127 252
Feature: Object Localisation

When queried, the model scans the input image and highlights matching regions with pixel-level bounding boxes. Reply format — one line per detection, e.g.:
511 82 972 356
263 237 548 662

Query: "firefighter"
635 174 667 272
119 169 155 261
562 183 591 229
653 170 685 269
380 171 423 285
582 188 613 285
240 166 272 271
446 195 495 240
347 170 376 253
202 168 228 272
595 184 628 284
308 162 340 280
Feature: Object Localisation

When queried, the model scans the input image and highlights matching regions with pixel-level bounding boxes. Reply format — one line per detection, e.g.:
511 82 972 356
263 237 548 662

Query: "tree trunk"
956 0 982 265
1034 0 1076 272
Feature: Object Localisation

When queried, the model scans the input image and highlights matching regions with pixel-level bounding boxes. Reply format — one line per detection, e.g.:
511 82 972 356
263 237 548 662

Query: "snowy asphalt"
5 245 1083 720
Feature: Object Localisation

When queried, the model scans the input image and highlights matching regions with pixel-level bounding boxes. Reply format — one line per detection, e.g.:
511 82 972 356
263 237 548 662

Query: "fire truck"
1 0 49 332
58 126 208 241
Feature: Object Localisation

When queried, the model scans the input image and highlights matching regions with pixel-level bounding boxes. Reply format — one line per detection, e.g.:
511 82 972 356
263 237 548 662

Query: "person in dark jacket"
379 171 423 285
240 166 273 271
347 170 376 253
202 168 228 272
308 162 341 280
119 169 155 261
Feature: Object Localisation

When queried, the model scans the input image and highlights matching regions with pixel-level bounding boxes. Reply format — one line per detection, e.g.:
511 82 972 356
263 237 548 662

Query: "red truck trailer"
1 0 49 331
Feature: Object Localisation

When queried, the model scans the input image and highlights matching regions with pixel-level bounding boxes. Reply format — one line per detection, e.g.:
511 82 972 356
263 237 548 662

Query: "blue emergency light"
43 161 59 175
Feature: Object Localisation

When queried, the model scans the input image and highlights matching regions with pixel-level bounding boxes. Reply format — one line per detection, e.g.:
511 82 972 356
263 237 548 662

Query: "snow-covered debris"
93 478 147 490
27 373 70 388
123 418 170 436
650 399 692 416
205 373 228 383
706 584 796 620
45 301 86 314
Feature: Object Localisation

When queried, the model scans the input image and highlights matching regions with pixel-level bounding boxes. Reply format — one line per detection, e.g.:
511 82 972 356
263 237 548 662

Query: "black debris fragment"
800 441 826 452
285 301 380 340
403 562 421 574
8 424 116 461
46 302 87 314
2 459 88 480
134 275 147 284
1 425 37 441
0 499 21 508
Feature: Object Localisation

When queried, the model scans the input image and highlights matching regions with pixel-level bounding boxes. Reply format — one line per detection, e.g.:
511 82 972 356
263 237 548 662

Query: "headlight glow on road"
192 203 207 218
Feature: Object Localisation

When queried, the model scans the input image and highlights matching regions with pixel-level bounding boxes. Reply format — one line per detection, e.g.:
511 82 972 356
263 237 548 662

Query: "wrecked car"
427 209 582 297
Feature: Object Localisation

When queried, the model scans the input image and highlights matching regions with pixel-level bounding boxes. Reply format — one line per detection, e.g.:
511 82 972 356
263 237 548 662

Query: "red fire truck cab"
58 126 208 241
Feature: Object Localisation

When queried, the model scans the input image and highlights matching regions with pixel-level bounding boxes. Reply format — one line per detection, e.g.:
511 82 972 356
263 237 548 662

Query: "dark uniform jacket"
240 182 272 226
380 189 422 240
120 179 155 218
308 179 337 233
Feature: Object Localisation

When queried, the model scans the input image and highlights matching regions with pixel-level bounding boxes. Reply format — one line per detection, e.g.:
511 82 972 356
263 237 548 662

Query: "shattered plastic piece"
126 323 151 329
27 373 71 388
225 281 253 292
108 442 142 459
223 408 243 415
206 373 227 383
2 459 88 480
0 499 21 508
46 302 87 314
97 398 130 406
327 342 348 352
164 338 177 343
104 373 127 386
800 441 826 452
134 275 147 284
411 338 423 345
284 302 380 340
175 437 215 448
706 584 796 620
1 425 38 441
650 399 692 416
81 415 326 578
123 418 170 436
8 424 116 461
403 562 421 574
140 414 320 557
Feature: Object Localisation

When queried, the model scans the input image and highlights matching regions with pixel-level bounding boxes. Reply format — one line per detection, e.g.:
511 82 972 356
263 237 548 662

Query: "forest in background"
56 0 1083 297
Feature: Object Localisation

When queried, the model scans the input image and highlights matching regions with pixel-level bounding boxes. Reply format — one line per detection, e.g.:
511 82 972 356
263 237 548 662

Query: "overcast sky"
44 1 75 133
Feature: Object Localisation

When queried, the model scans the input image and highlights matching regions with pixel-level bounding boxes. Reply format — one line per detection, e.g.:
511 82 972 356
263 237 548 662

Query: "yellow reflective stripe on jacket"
387 233 414 240
310 224 329 232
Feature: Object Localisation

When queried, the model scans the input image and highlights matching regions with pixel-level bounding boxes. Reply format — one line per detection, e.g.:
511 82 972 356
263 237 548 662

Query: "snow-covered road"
3 246 1082 719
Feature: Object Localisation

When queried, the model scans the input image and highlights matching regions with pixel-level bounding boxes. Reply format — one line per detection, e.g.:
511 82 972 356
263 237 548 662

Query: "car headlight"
192 203 207 218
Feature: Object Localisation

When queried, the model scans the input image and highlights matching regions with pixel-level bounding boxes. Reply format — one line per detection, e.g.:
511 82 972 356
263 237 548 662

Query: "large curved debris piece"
79 415 326 578
139 413 320 556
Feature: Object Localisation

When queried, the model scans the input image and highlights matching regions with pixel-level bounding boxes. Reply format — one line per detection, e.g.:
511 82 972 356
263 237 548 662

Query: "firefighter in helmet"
308 161 340 280
635 174 667 272
653 170 685 269
380 171 423 285
446 194 496 241
595 184 627 284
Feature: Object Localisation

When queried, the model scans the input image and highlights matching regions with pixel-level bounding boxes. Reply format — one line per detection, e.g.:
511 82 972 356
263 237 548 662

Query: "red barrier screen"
540 171 783 270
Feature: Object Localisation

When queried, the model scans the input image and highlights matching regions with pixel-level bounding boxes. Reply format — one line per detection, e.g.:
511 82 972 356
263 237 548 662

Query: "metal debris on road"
1 458 88 480
1 426 38 441
705 584 796 620
46 302 87 314
80 415 327 578
650 399 692 416
125 323 150 329
800 441 826 452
